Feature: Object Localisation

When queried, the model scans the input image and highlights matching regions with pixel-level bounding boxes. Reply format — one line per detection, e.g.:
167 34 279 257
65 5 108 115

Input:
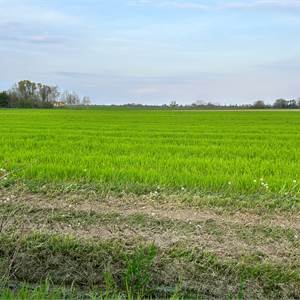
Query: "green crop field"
1 109 300 195
1 108 300 299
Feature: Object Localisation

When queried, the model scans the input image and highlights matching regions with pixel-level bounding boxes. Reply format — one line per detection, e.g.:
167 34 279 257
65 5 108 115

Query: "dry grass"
1 188 300 298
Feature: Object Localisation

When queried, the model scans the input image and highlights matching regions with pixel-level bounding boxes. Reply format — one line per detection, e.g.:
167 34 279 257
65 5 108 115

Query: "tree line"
1 80 299 109
169 99 300 109
0 80 92 108
252 99 300 109
118 99 300 110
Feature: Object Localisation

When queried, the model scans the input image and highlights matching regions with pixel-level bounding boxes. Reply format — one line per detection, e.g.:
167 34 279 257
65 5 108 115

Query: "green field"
1 109 300 195
1 109 300 299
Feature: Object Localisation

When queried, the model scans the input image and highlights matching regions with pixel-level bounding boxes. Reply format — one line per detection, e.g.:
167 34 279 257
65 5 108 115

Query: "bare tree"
61 90 81 105
82 96 92 106
37 83 60 103
37 84 59 103
169 101 178 108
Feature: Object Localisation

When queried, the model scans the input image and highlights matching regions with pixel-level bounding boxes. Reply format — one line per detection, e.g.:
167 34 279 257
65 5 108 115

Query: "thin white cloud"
0 0 75 26
0 1 78 46
130 0 209 9
131 0 300 10
28 35 66 44
223 0 300 9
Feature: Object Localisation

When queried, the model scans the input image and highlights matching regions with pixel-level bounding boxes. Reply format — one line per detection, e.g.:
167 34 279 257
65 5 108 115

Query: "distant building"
53 101 65 108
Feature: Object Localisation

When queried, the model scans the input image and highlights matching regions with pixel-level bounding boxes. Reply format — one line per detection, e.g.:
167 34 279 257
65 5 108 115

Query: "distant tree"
0 91 10 107
253 100 266 109
61 90 81 105
37 83 60 103
82 96 92 106
273 98 288 109
191 100 206 107
169 101 178 108
288 99 297 108
7 80 58 108
10 80 37 100
207 101 216 107
1 80 92 108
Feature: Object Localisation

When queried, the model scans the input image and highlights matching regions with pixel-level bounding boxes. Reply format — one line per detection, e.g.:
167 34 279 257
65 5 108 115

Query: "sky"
0 0 300 105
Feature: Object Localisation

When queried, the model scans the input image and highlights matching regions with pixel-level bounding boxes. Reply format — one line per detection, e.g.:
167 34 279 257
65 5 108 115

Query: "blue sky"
0 0 300 104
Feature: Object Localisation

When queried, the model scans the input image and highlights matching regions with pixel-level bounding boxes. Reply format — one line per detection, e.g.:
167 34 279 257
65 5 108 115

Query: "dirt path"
2 191 299 230
1 190 299 265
